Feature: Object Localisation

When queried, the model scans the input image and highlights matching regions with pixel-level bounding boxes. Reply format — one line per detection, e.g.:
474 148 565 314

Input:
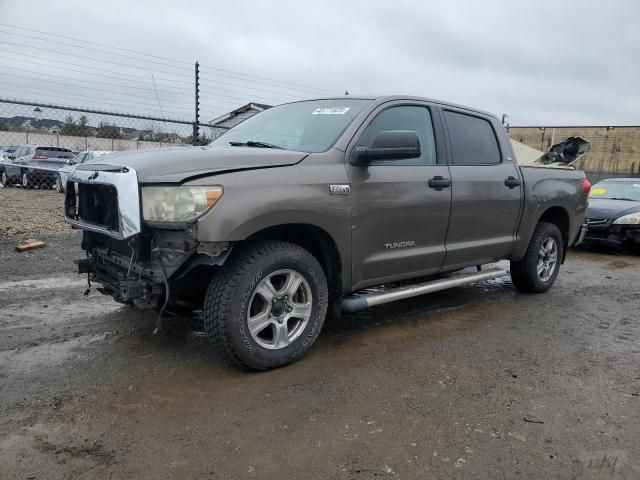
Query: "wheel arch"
245 224 343 315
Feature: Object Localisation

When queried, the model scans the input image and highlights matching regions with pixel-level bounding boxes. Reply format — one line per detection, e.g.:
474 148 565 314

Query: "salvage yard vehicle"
65 96 590 370
56 150 113 193
582 178 640 253
2 145 75 189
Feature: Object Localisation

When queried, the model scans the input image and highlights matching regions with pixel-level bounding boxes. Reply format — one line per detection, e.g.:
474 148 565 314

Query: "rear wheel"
21 172 29 189
203 241 328 370
510 221 563 293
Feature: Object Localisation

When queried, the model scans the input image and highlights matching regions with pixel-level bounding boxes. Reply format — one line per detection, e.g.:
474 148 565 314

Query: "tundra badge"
384 241 416 249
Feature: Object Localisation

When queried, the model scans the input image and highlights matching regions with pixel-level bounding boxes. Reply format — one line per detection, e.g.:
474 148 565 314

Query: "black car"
584 178 640 253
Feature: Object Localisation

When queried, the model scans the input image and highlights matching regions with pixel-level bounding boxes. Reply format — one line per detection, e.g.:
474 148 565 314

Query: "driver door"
347 103 452 290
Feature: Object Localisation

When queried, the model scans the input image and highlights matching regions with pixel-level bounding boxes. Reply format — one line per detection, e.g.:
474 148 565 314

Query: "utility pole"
193 61 200 146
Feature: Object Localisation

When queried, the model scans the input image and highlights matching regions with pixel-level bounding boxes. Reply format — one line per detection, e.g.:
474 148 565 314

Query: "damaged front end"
65 164 229 309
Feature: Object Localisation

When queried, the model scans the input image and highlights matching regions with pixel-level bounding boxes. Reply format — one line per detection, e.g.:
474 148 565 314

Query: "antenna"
151 73 165 119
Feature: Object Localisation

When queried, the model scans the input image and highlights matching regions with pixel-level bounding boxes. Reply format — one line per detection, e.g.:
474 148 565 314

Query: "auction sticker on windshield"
312 107 351 115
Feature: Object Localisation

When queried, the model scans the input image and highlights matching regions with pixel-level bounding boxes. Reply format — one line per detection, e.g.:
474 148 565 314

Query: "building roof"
209 103 272 126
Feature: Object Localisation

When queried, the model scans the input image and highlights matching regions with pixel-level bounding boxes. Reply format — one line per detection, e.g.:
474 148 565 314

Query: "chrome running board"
341 267 508 313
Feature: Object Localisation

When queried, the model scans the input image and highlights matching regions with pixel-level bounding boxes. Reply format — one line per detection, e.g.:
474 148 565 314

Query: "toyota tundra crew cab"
65 96 590 370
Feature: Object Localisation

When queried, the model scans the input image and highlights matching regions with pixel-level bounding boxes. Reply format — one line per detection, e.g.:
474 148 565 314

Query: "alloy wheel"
537 237 558 281
247 269 313 350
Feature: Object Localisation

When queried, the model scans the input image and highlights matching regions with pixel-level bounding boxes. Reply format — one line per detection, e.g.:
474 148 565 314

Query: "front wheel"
0 170 7 187
510 221 563 293
203 241 328 370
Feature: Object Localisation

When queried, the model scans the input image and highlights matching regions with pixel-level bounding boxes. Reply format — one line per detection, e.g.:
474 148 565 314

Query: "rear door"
441 109 523 270
347 102 452 290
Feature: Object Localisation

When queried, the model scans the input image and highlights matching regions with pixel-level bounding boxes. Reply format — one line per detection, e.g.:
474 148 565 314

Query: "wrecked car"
65 96 590 370
582 178 640 253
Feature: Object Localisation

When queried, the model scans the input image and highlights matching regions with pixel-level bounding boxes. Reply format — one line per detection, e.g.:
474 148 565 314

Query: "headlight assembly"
612 212 640 225
142 186 223 224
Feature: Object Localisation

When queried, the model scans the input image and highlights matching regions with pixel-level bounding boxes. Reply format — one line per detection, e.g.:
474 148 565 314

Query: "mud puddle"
0 333 109 375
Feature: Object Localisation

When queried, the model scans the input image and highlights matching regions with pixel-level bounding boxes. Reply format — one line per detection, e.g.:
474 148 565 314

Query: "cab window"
444 110 501 165
357 106 437 165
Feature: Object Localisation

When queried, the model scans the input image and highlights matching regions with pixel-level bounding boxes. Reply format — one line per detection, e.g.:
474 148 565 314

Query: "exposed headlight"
612 212 640 225
142 186 223 224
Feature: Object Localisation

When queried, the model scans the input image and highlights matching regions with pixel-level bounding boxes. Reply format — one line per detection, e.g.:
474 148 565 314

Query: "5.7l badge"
329 184 351 195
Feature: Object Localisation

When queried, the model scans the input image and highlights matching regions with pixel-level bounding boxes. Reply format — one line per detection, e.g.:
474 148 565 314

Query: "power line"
0 81 193 117
2 23 339 95
0 49 193 86
0 29 191 72
0 78 236 117
0 64 194 97
0 23 192 66
199 67 336 95
198 76 306 102
0 53 192 91
0 60 274 110
0 71 197 106
0 42 195 80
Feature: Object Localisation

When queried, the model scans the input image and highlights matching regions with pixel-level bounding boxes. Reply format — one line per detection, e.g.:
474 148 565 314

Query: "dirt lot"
1 189 640 479
0 186 70 240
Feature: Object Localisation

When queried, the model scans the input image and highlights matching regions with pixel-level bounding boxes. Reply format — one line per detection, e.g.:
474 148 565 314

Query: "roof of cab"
292 95 498 120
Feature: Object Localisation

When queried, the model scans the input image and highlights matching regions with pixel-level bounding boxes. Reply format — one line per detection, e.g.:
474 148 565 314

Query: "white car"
56 150 113 193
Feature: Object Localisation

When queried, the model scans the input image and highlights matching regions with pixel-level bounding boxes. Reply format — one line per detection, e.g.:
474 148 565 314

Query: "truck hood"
81 146 308 183
586 198 640 221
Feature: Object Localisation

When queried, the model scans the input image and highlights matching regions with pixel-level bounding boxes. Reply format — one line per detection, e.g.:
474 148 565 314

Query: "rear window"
35 147 74 159
444 111 501 165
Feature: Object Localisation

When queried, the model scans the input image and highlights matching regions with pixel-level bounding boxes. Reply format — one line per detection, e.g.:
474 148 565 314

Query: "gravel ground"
0 186 71 240
0 232 639 479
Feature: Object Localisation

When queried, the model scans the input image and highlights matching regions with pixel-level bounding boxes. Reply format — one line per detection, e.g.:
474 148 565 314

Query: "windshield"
210 99 371 153
589 180 640 201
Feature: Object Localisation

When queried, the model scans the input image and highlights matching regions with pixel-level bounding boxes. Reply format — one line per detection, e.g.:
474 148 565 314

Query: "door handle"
428 176 451 191
504 176 521 189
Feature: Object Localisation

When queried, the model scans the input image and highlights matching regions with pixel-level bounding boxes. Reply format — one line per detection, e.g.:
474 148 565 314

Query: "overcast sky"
0 0 638 125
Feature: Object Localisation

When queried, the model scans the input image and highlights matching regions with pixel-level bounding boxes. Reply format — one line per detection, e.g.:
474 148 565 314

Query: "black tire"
510 221 563 293
203 241 328 370
0 169 7 188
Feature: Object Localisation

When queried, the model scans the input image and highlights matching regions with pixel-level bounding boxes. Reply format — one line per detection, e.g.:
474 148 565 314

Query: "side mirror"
353 130 421 164
8 154 15 160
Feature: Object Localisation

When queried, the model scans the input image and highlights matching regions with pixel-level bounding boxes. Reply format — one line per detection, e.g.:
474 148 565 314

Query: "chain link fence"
0 99 227 191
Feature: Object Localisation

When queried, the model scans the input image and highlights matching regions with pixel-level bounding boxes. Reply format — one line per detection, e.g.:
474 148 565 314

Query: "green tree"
59 115 77 136
96 122 122 139
77 115 91 137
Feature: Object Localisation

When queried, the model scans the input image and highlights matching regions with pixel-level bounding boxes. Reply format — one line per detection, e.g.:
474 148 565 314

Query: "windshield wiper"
229 141 283 149
607 197 638 202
